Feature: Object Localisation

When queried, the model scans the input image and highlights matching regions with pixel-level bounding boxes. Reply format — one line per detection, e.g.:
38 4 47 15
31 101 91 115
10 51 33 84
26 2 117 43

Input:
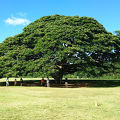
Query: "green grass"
0 78 44 82
0 77 120 83
0 87 120 120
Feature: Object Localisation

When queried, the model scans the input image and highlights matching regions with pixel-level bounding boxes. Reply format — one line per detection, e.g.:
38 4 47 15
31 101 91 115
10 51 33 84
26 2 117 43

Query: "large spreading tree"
0 15 119 83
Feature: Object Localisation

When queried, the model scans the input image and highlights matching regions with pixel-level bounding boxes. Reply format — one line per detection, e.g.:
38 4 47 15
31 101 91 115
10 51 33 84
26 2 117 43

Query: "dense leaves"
0 15 119 82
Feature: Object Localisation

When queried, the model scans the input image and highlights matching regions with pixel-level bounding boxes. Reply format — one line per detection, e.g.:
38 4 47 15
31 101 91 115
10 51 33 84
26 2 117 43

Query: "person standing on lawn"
14 78 17 86
46 77 50 87
20 78 23 86
5 77 9 86
41 77 45 86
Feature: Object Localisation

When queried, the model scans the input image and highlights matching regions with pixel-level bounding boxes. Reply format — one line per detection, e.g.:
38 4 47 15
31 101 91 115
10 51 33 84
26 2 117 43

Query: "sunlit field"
0 87 120 120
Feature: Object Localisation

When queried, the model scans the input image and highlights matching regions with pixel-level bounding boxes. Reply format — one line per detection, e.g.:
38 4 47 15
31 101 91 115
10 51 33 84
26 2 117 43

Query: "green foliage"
114 30 120 36
0 15 119 82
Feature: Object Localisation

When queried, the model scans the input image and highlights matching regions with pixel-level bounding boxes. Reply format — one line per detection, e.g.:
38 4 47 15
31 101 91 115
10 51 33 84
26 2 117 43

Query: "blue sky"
0 0 120 43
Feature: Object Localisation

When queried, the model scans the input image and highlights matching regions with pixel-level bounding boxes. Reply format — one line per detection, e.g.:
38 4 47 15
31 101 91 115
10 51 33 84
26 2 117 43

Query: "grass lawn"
0 87 120 120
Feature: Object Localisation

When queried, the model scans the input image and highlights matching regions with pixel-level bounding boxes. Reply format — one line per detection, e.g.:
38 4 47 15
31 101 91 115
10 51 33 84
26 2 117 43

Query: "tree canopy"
0 15 119 83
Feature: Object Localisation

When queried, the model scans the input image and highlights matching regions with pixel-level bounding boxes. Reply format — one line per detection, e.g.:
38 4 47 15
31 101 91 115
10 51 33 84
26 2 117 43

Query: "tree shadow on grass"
0 80 120 88
50 80 120 88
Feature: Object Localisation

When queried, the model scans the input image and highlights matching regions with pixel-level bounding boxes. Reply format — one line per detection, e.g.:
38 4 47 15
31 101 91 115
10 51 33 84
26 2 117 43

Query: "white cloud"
5 16 31 25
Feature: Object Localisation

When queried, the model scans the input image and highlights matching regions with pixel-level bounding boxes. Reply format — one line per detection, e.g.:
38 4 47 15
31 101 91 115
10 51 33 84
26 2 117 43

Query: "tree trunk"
53 73 63 84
